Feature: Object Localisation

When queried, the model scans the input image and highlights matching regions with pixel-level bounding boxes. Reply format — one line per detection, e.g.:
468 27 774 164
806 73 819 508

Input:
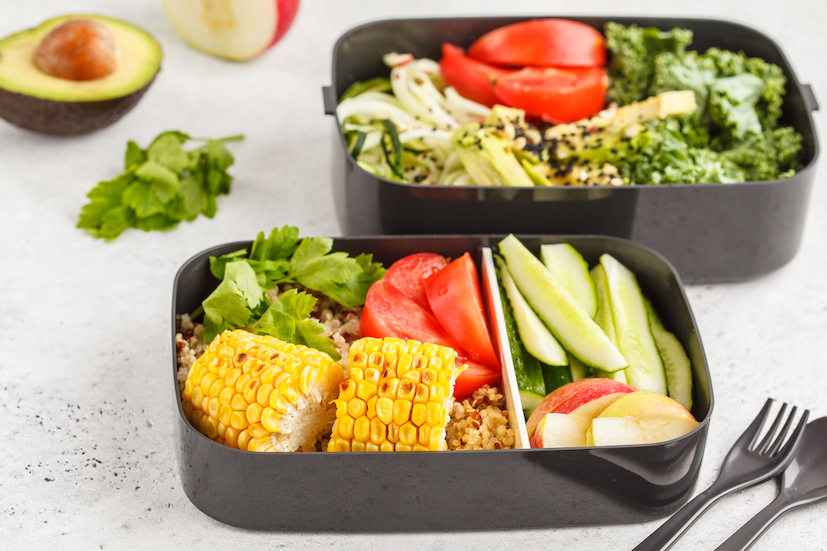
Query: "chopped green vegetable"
200 225 387 353
605 23 802 183
77 131 243 241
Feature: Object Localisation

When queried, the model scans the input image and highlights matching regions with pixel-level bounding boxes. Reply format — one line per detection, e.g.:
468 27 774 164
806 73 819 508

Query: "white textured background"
1 0 825 549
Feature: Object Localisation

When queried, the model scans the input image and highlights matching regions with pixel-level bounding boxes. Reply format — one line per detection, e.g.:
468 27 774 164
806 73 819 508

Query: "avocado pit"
33 18 118 81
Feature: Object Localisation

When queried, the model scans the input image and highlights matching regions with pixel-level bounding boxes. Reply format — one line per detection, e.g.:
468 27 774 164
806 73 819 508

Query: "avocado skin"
0 75 156 135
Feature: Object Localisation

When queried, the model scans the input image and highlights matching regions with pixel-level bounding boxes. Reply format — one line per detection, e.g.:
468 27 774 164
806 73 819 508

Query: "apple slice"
162 0 300 61
525 378 636 438
586 390 699 445
530 412 592 448
587 414 700 446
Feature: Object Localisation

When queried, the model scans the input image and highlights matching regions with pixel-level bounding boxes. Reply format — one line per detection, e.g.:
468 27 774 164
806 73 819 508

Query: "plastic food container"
172 235 712 531
323 16 820 284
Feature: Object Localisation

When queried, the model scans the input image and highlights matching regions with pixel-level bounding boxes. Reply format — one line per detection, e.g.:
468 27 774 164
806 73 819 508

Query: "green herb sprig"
77 131 244 241
197 226 386 358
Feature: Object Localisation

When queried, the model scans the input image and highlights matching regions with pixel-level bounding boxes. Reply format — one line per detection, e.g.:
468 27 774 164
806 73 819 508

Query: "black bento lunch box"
323 16 820 284
172 235 713 531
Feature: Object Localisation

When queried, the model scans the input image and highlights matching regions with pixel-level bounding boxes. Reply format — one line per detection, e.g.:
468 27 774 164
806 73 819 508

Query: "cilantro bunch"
197 226 386 359
78 131 244 241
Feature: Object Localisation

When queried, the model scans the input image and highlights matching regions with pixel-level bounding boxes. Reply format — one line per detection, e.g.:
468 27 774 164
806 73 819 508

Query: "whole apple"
162 0 301 61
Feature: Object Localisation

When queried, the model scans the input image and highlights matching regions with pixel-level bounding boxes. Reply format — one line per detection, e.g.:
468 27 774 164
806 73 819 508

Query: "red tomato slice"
439 43 513 108
425 253 500 370
384 253 448 312
468 19 606 68
492 66 608 124
360 280 462 350
453 358 502 402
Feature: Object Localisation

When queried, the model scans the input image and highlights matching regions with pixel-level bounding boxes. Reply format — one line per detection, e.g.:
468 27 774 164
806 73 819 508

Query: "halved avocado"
0 14 162 135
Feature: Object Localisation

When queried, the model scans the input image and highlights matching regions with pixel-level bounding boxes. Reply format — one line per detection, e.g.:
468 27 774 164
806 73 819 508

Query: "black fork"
631 399 810 551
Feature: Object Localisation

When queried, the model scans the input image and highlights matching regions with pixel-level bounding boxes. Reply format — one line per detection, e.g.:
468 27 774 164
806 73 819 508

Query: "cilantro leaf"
250 226 300 262
124 141 146 172
295 319 341 361
201 261 263 343
77 174 132 233
323 253 387 307
210 249 249 279
122 179 167 218
288 237 362 291
250 307 296 342
78 131 243 241
147 133 192 173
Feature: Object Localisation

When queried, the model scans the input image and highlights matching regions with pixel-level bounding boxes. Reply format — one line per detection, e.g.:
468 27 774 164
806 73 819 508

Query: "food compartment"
172 235 711 531
326 16 819 283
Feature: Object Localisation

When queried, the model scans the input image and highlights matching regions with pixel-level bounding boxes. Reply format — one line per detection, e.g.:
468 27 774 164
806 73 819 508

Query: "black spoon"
715 416 827 551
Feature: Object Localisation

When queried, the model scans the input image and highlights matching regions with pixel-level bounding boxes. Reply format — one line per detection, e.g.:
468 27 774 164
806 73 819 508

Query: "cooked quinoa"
175 286 514 451
446 385 516 450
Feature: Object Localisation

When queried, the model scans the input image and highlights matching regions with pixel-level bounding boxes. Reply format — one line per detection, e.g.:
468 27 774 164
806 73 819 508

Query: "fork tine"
763 405 795 455
737 398 774 449
773 408 810 458
755 402 788 453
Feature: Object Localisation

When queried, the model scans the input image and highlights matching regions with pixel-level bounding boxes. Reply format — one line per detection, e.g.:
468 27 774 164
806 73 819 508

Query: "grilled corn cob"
181 329 344 452
328 337 463 452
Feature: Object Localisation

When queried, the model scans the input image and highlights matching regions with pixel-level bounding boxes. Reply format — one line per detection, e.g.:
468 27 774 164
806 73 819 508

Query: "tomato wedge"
468 19 606 68
361 279 462 350
439 43 513 107
361 278 501 400
452 359 501 402
383 253 447 312
492 66 608 124
425 253 500 370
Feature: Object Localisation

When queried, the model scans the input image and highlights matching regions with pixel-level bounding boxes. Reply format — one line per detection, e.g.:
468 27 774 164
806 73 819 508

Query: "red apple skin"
597 390 696 421
525 378 636 437
269 0 300 48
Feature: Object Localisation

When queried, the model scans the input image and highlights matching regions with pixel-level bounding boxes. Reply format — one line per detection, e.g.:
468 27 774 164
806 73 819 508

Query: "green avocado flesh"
0 14 162 102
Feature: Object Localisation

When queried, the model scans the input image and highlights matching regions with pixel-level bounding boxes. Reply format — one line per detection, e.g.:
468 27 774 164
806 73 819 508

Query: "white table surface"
2 0 826 549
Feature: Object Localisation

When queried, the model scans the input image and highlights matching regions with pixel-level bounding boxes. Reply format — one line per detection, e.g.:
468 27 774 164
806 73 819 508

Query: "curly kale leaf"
605 22 693 105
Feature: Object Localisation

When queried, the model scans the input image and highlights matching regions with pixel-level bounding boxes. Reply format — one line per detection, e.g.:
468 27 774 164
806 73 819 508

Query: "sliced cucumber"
541 243 598 318
567 356 589 381
591 263 629 384
519 390 545 419
600 254 667 394
591 264 618 345
542 364 572 394
496 255 567 366
645 298 693 410
495 258 547 406
499 235 627 372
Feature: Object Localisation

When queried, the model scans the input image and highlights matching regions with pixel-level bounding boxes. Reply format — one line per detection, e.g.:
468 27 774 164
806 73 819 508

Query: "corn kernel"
246 402 263 424
254 383 273 407
348 398 367 419
354 416 370 443
356 380 377 402
393 399 412 426
230 393 247 411
370 417 387 445
366 396 377 419
378 378 399 398
397 381 415 401
229 410 250 431
387 422 400 443
351 441 366 452
337 415 355 440
260 407 280 433
411 403 427 427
